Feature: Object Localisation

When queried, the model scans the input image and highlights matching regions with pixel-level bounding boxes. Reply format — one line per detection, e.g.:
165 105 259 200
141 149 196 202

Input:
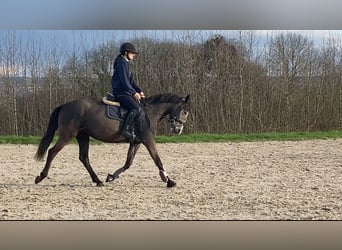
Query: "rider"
111 42 145 143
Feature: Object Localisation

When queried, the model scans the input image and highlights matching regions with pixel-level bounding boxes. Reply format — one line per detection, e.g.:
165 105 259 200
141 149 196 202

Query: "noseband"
159 112 184 125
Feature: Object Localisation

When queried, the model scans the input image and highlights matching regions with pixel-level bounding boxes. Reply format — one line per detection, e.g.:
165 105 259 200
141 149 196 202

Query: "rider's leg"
115 95 141 143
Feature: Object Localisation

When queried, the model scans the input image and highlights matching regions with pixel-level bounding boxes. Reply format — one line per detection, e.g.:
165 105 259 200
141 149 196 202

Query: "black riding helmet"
120 43 139 54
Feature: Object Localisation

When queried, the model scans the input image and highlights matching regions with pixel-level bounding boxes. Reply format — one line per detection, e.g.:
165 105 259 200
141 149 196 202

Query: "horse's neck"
145 102 171 123
152 102 172 115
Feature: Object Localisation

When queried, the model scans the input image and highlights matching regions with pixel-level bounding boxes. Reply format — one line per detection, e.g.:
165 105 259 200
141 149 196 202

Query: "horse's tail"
35 105 62 161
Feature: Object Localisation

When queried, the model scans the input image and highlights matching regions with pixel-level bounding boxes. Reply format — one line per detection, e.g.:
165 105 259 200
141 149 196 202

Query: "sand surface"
0 139 341 220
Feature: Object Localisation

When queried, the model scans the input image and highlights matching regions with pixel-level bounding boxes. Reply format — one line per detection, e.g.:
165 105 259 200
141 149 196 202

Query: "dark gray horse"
34 93 190 187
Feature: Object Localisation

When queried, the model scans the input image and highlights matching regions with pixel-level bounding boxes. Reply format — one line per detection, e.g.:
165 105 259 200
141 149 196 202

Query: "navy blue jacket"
111 55 142 96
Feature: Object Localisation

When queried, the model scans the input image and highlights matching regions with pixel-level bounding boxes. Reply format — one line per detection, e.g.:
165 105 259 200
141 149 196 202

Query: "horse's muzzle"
170 120 184 135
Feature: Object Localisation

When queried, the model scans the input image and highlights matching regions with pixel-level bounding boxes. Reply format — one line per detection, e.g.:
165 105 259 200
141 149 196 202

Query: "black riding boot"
121 109 139 143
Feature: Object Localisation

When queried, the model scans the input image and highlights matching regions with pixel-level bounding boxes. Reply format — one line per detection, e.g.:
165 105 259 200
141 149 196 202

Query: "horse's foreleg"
76 133 103 187
106 143 140 182
144 139 176 188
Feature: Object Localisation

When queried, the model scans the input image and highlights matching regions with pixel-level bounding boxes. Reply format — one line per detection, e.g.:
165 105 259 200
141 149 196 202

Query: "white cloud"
0 66 19 76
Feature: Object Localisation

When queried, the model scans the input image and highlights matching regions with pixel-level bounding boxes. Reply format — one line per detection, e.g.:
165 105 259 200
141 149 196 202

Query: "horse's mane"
145 93 183 104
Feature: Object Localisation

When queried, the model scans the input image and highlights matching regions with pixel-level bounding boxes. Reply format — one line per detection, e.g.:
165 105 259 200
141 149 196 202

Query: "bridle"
141 100 185 126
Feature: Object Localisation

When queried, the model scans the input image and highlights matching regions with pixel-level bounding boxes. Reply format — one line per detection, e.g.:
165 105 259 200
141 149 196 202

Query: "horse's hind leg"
76 133 103 187
35 137 69 184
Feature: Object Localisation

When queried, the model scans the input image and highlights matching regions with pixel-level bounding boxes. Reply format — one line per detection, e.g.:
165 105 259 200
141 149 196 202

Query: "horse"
34 93 190 188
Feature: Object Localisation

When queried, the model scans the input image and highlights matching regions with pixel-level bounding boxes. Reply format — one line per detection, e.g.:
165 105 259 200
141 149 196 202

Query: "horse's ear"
184 94 190 103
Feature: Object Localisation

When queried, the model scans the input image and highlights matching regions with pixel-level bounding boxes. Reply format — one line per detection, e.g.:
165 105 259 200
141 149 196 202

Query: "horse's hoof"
97 182 104 187
35 176 41 184
106 174 115 182
167 179 176 188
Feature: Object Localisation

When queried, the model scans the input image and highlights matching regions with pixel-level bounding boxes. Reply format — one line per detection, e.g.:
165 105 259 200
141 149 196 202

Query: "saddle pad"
106 105 124 121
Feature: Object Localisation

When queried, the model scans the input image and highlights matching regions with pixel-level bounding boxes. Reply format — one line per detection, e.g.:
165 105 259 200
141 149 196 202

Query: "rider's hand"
140 92 145 99
133 92 141 101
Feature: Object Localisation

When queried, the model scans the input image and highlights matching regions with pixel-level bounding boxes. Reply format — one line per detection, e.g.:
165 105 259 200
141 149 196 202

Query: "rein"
141 100 183 124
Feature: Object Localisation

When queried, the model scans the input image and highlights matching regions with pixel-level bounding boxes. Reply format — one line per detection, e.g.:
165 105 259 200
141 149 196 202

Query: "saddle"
102 93 127 121
102 93 148 132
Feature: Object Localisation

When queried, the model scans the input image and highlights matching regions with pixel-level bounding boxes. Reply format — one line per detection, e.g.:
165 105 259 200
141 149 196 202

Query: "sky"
1 29 342 77
2 30 342 53
2 0 342 76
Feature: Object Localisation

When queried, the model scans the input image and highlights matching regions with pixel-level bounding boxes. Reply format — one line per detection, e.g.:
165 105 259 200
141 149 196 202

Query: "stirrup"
121 130 136 143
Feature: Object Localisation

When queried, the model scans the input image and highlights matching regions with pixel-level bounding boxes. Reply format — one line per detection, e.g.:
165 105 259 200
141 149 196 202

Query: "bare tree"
0 31 20 135
2 30 342 136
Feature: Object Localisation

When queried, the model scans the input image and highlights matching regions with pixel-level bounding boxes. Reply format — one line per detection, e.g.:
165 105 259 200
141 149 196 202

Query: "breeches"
115 95 141 111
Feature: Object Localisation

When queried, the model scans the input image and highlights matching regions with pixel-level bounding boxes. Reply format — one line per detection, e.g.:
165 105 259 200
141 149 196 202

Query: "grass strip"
1 130 342 144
